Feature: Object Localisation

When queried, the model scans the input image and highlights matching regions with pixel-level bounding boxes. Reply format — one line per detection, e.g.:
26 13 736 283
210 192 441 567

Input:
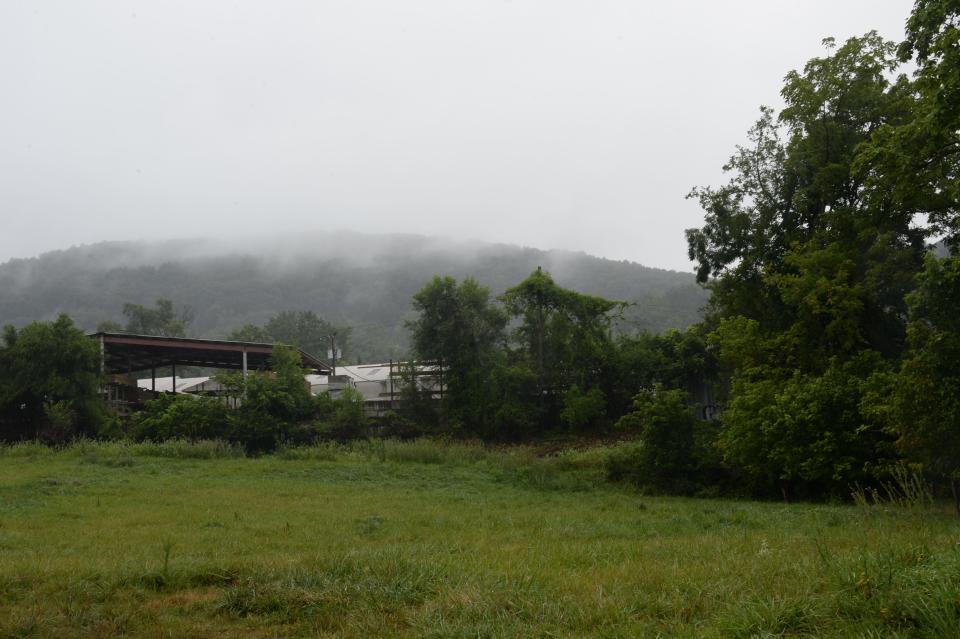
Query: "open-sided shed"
91 332 331 393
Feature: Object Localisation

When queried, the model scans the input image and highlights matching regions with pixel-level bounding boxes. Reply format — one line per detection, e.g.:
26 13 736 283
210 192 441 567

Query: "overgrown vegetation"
129 346 370 453
1 441 958 638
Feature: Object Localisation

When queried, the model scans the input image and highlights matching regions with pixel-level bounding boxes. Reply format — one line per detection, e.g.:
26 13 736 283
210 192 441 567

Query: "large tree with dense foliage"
0 315 104 442
686 33 922 496
846 3 960 509
501 268 624 416
856 1 960 247
406 269 651 438
407 276 507 434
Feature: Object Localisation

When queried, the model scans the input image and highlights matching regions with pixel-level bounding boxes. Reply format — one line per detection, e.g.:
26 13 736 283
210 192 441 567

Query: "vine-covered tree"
499 267 625 433
501 267 624 396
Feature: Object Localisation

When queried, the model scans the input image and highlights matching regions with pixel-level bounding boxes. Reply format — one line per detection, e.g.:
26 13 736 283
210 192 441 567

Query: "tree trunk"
779 480 792 504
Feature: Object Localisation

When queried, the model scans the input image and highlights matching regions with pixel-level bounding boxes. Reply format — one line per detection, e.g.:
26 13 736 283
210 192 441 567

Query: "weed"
852 463 934 511
161 539 174 579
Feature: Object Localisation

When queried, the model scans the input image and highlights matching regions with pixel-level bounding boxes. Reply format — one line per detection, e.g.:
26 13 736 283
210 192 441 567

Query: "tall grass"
0 438 245 460
852 463 935 511
1 443 959 637
276 438 503 465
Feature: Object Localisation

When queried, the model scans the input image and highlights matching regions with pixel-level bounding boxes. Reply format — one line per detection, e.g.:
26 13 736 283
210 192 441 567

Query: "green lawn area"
1 441 958 638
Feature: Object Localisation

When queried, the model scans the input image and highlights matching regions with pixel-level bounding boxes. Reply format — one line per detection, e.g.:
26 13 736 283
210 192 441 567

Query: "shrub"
376 411 422 440
609 386 708 493
212 344 321 453
316 388 369 441
132 394 231 441
559 385 606 431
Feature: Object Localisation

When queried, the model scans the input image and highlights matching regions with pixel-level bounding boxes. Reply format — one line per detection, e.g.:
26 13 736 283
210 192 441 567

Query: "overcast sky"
1 1 914 272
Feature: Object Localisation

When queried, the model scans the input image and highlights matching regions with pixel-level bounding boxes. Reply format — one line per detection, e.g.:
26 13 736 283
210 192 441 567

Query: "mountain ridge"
0 232 707 360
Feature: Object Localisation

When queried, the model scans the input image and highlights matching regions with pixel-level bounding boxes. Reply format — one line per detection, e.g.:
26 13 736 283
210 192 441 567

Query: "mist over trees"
97 298 194 337
0 233 706 361
227 311 352 361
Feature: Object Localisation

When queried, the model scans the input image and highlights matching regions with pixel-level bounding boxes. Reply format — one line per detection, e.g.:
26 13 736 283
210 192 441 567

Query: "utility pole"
329 331 337 377
389 358 395 407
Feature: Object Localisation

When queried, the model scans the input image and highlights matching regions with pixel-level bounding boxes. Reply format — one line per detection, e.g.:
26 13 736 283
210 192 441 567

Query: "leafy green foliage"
495 268 626 433
604 327 713 418
865 255 960 509
316 387 369 441
408 276 507 434
228 311 350 360
718 353 892 498
684 33 932 497
856 2 960 247
132 394 231 441
559 385 606 431
99 298 193 337
0 315 105 443
501 267 624 392
609 387 708 493
488 363 540 440
221 345 318 452
132 345 323 452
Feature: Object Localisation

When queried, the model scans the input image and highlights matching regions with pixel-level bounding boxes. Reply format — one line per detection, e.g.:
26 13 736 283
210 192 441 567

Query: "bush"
559 385 606 431
228 410 290 453
375 411 422 440
609 386 710 493
316 388 369 441
132 394 231 441
209 345 323 453
720 353 893 499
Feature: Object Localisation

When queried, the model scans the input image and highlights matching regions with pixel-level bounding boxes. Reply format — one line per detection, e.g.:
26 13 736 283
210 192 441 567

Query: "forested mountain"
0 232 706 360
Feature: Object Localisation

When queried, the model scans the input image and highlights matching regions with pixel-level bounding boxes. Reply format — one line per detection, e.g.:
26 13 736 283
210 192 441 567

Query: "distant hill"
0 232 707 361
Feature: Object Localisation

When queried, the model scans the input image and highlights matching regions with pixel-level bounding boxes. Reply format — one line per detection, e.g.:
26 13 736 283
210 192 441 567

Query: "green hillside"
0 232 706 360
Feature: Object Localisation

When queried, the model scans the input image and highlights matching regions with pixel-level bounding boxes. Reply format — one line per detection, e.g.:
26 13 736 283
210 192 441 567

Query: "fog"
0 1 913 272
2 230 681 280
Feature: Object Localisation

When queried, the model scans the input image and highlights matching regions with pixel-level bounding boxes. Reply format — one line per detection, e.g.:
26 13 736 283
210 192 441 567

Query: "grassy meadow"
1 440 959 638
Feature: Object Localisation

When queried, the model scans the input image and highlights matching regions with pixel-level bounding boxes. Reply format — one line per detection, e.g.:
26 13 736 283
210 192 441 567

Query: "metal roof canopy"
91 332 331 375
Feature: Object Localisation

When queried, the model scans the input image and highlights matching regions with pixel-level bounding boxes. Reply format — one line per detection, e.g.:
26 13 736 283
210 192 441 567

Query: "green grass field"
1 440 958 638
